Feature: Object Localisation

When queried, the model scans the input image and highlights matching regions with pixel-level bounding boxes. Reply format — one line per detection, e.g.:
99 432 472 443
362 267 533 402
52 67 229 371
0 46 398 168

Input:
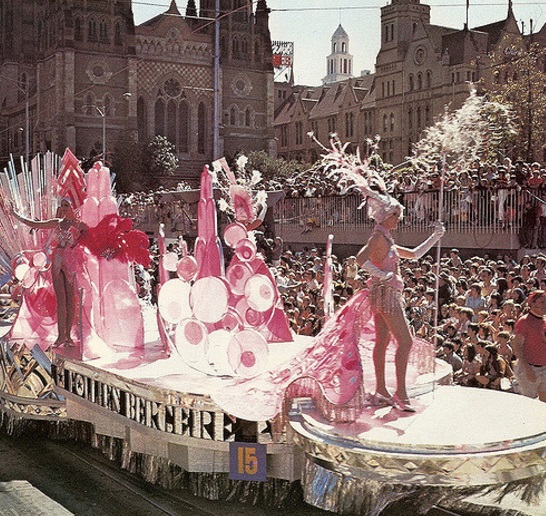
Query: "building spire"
166 0 181 15
186 0 197 18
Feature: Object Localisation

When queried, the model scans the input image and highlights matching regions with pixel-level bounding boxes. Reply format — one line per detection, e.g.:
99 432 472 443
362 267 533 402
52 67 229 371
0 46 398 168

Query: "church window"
343 59 347 74
383 114 388 132
392 80 395 95
390 112 395 132
137 97 148 140
114 22 122 46
167 99 177 143
417 73 423 90
230 106 237 125
233 36 239 56
295 121 303 145
88 18 98 42
328 117 336 134
280 125 288 147
456 71 460 83
75 18 82 41
408 108 413 130
342 42 346 52
409 74 414 92
426 71 432 88
333 42 337 52
178 101 189 152
382 82 385 98
384 25 389 43
245 107 252 127
417 106 422 129
155 98 165 136
425 104 430 125
241 37 249 55
345 112 354 137
197 102 206 154
99 19 108 42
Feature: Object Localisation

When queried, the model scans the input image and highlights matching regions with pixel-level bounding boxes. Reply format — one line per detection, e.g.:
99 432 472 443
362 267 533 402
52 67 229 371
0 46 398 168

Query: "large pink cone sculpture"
157 165 292 378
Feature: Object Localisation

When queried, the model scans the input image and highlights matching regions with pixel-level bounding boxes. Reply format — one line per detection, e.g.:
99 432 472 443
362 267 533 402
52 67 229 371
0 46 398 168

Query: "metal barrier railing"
275 187 538 235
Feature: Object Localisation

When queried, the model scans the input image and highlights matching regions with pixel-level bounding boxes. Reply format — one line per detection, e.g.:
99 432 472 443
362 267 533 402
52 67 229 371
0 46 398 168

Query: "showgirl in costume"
211 139 444 420
11 198 88 347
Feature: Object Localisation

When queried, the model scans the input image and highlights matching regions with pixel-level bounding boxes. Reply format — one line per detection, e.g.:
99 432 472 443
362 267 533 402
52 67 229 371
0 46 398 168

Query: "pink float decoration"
26 284 57 320
226 262 253 296
190 277 228 323
175 318 209 364
163 252 179 272
244 274 276 312
177 255 198 282
224 222 247 248
32 251 50 271
158 279 192 324
227 329 268 378
14 263 31 283
235 297 268 328
101 279 144 349
218 308 244 332
235 238 256 262
207 329 235 375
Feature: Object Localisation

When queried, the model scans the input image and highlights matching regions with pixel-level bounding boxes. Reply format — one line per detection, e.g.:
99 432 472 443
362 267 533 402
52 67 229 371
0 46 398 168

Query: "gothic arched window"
155 98 166 136
197 102 206 154
178 101 189 152
88 18 98 41
75 18 83 41
114 22 122 45
408 74 414 92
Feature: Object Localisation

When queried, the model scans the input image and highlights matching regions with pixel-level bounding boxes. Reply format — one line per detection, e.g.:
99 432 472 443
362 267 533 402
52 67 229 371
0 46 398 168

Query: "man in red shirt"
513 290 546 401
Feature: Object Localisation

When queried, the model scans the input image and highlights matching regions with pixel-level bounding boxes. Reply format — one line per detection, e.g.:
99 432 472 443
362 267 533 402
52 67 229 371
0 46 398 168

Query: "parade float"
0 149 545 515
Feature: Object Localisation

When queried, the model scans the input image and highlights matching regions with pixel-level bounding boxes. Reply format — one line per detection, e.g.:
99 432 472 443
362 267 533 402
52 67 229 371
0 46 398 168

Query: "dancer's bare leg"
373 313 391 398
52 260 67 346
380 305 413 401
63 269 76 346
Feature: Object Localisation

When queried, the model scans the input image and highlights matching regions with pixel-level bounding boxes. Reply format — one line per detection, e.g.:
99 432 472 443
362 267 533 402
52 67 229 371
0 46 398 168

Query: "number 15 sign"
229 442 267 481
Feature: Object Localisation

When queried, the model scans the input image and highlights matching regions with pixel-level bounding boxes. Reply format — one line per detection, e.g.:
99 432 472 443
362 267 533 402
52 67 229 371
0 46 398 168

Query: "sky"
132 1 546 85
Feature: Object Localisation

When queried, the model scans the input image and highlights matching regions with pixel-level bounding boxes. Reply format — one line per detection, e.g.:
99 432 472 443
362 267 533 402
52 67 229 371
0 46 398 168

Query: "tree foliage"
244 150 308 181
148 135 179 176
486 40 546 162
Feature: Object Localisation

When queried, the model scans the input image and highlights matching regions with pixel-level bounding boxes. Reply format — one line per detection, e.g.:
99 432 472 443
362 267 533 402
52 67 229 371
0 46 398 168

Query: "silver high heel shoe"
371 392 394 407
392 394 416 412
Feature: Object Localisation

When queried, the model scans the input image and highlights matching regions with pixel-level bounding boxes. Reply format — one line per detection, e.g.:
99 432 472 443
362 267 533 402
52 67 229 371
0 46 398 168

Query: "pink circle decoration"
227 329 268 378
235 297 268 327
224 222 247 248
163 252 179 272
32 251 50 271
14 263 31 283
157 279 192 324
177 255 198 282
21 267 38 289
225 262 253 296
220 308 244 332
235 238 256 262
190 277 229 323
206 329 235 375
244 274 276 312
175 318 209 364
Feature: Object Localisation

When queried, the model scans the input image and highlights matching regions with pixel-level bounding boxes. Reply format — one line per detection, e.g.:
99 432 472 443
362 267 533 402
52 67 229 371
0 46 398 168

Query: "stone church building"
275 0 543 166
0 0 275 180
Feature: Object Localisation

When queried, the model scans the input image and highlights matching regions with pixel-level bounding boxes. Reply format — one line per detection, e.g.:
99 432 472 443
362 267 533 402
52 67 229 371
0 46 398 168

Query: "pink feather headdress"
212 156 268 225
314 134 403 223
